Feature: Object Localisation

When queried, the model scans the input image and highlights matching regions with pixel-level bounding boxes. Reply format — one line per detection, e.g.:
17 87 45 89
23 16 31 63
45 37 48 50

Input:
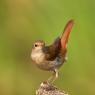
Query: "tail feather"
61 20 74 49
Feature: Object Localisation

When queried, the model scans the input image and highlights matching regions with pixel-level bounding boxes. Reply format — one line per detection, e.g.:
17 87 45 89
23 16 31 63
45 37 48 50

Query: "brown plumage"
31 20 74 83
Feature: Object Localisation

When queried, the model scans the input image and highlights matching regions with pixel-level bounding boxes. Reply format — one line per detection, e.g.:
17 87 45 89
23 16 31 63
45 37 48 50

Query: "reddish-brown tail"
61 20 74 49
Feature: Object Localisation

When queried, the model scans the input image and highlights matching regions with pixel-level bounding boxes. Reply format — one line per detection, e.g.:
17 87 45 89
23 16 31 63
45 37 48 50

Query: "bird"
31 20 74 83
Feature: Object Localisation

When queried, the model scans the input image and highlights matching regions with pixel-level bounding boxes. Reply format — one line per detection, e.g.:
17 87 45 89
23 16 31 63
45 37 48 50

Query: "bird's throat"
31 49 45 64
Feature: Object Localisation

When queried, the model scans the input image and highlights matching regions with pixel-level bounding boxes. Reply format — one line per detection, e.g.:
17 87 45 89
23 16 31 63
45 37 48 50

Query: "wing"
43 20 74 61
43 37 61 61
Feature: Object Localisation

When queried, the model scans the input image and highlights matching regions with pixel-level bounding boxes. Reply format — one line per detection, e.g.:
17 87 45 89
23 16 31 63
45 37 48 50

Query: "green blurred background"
0 0 95 95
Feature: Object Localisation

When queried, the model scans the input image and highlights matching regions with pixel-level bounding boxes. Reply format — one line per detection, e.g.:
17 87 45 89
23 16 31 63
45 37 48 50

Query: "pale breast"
31 50 45 64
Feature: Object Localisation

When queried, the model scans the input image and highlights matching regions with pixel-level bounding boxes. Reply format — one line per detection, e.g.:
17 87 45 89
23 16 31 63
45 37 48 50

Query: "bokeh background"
0 0 95 95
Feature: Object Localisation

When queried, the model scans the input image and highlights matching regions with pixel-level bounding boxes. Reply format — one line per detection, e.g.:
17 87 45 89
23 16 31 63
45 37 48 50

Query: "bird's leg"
47 69 58 83
52 69 59 83
47 72 55 83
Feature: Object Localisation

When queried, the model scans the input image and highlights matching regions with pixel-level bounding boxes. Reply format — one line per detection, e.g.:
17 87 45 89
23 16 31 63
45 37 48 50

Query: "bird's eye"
34 44 38 47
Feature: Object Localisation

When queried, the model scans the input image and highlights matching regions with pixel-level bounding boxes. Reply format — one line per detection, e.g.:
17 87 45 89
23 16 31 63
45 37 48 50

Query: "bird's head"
32 40 45 51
